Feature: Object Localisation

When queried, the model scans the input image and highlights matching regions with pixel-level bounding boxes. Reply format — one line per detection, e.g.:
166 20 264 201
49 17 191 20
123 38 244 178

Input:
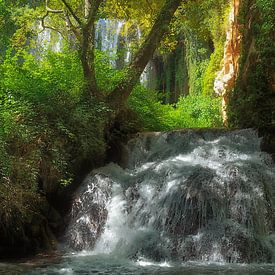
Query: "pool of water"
1 253 275 274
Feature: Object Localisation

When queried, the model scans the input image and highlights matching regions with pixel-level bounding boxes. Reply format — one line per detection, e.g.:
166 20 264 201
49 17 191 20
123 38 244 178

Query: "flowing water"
2 254 275 274
2 129 275 274
95 19 125 65
67 129 275 262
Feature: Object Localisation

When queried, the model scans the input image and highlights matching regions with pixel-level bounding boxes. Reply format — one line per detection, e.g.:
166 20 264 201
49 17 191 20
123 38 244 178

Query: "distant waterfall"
95 19 125 66
95 19 150 84
66 129 275 263
37 19 150 84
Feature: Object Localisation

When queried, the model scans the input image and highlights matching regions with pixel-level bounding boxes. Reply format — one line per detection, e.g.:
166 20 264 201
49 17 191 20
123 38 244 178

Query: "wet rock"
65 172 112 250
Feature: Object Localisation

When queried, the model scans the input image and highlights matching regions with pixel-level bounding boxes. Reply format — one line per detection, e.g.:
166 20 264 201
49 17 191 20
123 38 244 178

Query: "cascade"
95 19 150 84
36 28 62 52
95 19 135 66
67 129 275 263
100 26 192 102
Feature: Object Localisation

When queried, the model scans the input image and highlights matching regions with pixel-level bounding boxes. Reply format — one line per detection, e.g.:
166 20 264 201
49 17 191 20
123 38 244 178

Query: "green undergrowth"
0 50 107 249
129 85 223 131
180 0 229 97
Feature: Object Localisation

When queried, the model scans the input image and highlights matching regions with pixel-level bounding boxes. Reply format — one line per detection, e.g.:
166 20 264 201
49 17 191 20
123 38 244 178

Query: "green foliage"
179 0 229 41
0 89 43 244
95 50 126 92
172 0 230 98
0 1 16 59
1 49 83 99
174 94 223 128
129 85 223 131
0 0 228 251
129 85 174 131
159 0 230 100
0 49 107 181
184 32 211 95
202 42 224 96
102 0 164 35
0 49 107 246
0 0 44 54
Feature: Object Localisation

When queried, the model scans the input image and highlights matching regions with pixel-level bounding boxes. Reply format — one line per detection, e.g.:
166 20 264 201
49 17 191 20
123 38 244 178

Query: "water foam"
67 129 275 263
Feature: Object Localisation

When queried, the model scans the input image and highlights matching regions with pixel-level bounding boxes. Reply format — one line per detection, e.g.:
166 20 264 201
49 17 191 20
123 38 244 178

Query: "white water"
67 129 275 264
3 254 275 274
95 19 150 82
96 19 125 66
37 19 150 83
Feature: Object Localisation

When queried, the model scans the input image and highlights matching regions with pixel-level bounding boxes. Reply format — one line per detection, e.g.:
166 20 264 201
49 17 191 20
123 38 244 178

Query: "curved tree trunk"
107 0 183 111
80 0 104 99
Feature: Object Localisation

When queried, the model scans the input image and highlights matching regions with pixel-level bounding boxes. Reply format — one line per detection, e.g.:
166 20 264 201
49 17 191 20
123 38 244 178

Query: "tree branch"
40 10 64 38
45 0 63 13
60 0 82 26
64 11 81 41
86 0 104 26
79 0 104 99
42 0 63 35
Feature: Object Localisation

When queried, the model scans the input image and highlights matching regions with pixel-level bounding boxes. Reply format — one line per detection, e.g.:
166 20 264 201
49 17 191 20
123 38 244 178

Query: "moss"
202 42 225 96
184 30 212 95
227 0 274 127
175 0 229 97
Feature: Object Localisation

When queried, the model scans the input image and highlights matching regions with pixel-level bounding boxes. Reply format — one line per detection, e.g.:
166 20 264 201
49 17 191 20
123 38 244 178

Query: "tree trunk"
107 0 183 111
81 23 100 98
80 0 104 99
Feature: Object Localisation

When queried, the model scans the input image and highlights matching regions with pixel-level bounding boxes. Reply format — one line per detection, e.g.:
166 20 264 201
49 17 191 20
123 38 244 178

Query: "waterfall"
95 19 125 66
36 28 62 52
66 129 275 263
95 19 150 83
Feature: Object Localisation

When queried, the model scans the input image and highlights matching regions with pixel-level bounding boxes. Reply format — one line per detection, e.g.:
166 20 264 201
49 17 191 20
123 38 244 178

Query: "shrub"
129 85 223 131
0 50 107 250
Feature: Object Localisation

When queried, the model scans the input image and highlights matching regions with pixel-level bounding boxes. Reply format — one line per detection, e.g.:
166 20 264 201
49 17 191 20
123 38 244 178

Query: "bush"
173 94 223 128
0 50 107 250
129 85 223 131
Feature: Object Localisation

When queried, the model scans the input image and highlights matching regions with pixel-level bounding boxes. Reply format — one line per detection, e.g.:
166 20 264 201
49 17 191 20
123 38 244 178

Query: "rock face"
214 0 241 125
65 170 112 250
0 198 61 259
219 0 274 128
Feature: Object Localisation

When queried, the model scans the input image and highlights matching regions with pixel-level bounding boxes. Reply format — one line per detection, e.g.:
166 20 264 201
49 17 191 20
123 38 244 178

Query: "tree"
42 0 183 112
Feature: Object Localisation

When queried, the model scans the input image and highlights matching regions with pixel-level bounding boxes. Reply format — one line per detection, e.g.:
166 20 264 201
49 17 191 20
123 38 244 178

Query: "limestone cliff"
214 0 241 125
219 0 274 127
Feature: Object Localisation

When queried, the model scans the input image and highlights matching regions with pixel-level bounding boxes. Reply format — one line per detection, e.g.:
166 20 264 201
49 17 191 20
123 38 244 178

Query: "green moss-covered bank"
227 0 274 127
